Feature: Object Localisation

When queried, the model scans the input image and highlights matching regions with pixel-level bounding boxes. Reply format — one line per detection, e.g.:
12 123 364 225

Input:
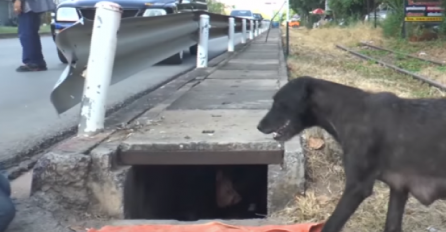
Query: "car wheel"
189 44 197 55
52 32 70 64
57 48 69 64
161 51 183 65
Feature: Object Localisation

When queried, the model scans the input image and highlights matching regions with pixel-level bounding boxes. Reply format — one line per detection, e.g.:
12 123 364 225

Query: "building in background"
0 0 14 25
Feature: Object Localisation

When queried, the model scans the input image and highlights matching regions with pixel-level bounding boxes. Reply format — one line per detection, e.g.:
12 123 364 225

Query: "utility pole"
286 0 290 21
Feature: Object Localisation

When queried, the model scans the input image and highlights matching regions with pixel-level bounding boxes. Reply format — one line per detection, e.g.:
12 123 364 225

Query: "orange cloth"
87 221 324 232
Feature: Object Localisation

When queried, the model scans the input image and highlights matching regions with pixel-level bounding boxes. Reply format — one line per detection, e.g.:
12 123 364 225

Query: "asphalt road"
0 34 242 168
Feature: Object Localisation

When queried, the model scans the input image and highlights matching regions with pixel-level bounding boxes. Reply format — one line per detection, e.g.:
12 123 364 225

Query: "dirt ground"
274 24 446 232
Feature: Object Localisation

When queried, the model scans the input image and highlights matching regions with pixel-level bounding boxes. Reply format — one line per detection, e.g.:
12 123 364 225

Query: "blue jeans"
0 173 15 232
18 11 46 66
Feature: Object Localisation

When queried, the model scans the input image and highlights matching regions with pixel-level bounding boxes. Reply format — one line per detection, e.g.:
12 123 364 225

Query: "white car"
230 9 255 21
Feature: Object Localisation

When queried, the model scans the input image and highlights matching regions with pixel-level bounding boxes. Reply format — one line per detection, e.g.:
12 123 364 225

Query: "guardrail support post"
197 14 210 68
78 1 122 136
241 19 247 44
255 21 259 37
249 20 254 40
228 17 235 52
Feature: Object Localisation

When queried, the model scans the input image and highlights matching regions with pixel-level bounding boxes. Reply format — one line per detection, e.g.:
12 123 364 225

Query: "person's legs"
18 12 31 65
0 174 15 232
17 11 47 72
29 12 46 67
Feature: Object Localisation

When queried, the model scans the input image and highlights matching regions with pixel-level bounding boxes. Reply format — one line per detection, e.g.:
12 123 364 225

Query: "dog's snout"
257 121 272 134
257 124 264 133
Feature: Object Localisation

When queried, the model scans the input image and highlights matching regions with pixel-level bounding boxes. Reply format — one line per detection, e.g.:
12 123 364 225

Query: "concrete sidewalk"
27 28 306 229
119 32 285 165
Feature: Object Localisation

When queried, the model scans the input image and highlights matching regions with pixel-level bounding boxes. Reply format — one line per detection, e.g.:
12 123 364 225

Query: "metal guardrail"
49 1 267 135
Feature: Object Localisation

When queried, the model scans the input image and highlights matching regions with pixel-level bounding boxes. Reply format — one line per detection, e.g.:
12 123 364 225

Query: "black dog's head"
257 77 314 141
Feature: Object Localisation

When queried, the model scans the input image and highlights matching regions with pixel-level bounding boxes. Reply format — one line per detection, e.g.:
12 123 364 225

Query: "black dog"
257 76 446 232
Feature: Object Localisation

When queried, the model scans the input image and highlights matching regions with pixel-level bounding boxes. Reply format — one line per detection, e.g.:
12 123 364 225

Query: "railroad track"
336 42 446 91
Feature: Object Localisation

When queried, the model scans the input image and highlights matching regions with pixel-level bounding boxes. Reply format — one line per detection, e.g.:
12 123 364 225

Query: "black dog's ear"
289 76 313 103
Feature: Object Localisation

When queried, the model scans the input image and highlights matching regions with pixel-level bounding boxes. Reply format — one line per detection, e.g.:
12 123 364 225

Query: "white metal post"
249 20 254 40
228 17 234 52
197 14 210 68
255 21 259 37
50 12 55 24
241 19 246 44
78 1 122 136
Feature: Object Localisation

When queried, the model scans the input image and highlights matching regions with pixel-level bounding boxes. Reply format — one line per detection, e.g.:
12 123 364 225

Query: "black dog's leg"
383 188 408 232
321 179 374 232
321 153 376 232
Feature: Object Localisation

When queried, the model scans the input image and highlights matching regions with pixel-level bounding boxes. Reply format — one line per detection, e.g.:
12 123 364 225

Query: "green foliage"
329 0 365 19
207 0 225 14
291 0 445 39
289 0 325 24
440 0 446 35
271 8 297 22
272 11 286 22
380 13 402 37
380 0 405 38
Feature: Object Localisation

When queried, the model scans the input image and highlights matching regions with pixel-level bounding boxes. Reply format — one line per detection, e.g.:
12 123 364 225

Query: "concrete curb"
0 32 52 39
279 26 306 194
29 37 259 216
30 31 305 219
5 41 250 180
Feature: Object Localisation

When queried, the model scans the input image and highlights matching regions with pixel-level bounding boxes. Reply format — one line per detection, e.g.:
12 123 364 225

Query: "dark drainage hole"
124 165 268 221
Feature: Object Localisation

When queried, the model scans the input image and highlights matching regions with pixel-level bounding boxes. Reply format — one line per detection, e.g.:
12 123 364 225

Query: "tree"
440 0 446 35
208 0 226 14
289 0 325 25
290 0 325 19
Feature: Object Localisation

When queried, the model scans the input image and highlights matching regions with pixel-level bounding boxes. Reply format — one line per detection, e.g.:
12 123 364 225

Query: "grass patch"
275 25 446 232
394 57 430 72
356 44 446 85
385 39 446 63
358 49 390 58
0 25 51 35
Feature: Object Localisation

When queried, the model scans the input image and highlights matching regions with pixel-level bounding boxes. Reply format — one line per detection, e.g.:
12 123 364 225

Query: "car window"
230 10 253 17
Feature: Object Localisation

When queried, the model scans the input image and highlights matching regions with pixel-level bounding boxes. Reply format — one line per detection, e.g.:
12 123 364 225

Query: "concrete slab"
123 110 278 147
208 70 279 79
119 110 283 165
227 59 279 65
167 79 277 110
244 46 279 50
239 51 279 55
244 47 279 51
219 63 278 70
235 53 279 60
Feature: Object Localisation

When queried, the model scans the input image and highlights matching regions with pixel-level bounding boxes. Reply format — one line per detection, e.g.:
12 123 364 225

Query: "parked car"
51 0 208 64
365 9 391 22
288 19 300 28
253 13 264 28
253 13 263 21
229 9 255 21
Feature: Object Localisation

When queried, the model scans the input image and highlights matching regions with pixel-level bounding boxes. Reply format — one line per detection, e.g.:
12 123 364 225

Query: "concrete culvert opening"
123 165 268 221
